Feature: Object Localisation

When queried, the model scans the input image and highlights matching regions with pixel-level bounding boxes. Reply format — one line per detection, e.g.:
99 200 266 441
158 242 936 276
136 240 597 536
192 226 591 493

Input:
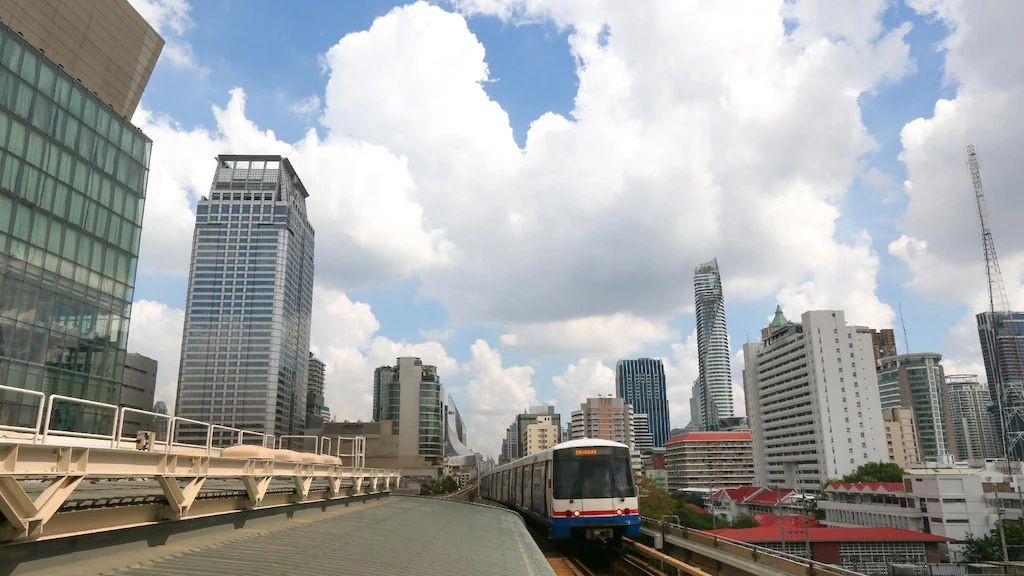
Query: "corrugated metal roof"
103 496 554 576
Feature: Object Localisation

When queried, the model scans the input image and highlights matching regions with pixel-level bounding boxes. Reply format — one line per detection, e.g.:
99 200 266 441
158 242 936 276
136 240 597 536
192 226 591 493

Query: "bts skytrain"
480 439 640 541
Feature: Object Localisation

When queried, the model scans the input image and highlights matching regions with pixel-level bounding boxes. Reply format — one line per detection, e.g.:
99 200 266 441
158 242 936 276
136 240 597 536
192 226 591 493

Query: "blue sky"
125 0 1019 457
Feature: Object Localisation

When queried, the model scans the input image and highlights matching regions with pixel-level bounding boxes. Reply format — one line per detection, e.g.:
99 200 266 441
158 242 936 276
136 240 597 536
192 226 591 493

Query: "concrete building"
946 374 1000 462
977 311 1024 460
665 431 754 491
707 487 805 522
743 308 888 491
616 358 670 446
523 414 558 456
0 5 158 432
119 353 156 436
693 259 733 429
877 353 957 463
502 406 562 461
571 397 634 448
305 352 327 428
883 407 922 467
0 0 162 118
868 328 898 366
819 463 1024 561
632 413 654 456
322 420 428 475
175 156 315 439
372 357 444 467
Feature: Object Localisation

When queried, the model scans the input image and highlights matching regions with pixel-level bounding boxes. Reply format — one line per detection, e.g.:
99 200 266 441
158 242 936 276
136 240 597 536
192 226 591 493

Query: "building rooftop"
709 526 953 543
827 481 906 493
666 431 751 444
80 496 553 575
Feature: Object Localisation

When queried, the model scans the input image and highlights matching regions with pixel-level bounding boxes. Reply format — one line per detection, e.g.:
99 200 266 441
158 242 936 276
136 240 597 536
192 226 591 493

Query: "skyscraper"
693 258 732 430
175 156 315 438
743 308 888 491
616 358 670 446
0 7 159 430
444 393 473 458
570 397 634 448
306 352 327 426
877 352 957 463
976 311 1024 459
372 357 444 466
869 328 898 366
120 352 156 436
945 374 999 462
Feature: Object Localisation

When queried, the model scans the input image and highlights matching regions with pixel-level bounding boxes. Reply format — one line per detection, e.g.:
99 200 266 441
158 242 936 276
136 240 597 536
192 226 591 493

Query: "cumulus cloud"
289 94 322 121
128 0 205 71
126 300 185 411
500 313 677 358
551 357 616 409
462 340 537 456
893 0 1024 371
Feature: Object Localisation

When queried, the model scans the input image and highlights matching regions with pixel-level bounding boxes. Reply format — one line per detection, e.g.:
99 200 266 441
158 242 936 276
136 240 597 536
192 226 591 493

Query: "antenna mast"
967 145 1024 458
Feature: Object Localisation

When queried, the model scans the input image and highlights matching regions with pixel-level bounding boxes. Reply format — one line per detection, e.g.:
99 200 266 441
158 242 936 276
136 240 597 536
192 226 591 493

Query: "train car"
480 438 640 541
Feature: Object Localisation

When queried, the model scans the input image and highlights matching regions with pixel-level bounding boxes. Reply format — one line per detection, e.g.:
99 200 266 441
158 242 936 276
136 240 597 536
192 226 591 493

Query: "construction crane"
967 144 1024 561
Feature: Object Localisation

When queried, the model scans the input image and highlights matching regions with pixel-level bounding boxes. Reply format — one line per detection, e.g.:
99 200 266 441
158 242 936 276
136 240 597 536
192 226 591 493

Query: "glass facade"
0 22 151 430
372 358 443 461
693 258 733 430
615 358 670 447
174 156 314 438
976 311 1024 460
877 353 954 463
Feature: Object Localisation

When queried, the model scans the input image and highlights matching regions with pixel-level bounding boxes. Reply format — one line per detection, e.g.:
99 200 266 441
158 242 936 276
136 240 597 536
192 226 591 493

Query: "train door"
531 462 546 516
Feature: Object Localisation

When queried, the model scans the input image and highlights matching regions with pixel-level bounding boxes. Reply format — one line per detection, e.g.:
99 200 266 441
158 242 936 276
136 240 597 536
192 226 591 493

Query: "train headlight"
572 510 581 517
616 509 624 516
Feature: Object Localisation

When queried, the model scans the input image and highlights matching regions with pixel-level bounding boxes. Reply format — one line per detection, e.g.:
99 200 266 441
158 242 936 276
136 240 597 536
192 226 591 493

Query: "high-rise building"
306 352 326 426
882 407 921 468
869 328 898 366
665 431 754 491
877 353 957 464
120 352 156 436
743 308 888 491
693 258 733 430
175 156 315 438
571 397 634 447
976 311 1024 459
500 421 518 463
444 393 473 459
632 412 654 453
523 414 558 456
372 357 444 466
616 358 670 446
152 399 168 437
513 406 560 459
0 6 159 431
945 374 1000 462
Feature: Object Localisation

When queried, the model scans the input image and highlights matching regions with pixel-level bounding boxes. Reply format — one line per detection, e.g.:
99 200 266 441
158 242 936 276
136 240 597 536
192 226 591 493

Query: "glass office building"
175 156 315 438
373 358 444 465
0 22 152 430
977 311 1024 460
615 358 670 447
877 352 956 463
693 258 733 430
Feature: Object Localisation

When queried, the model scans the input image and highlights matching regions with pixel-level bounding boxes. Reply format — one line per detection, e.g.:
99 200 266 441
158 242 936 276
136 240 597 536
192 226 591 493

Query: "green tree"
637 475 675 520
840 461 905 483
964 522 1024 562
729 514 759 529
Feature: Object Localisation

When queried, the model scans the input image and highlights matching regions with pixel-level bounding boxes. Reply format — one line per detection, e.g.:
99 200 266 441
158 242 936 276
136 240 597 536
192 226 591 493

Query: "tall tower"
0 5 159 430
616 358 670 446
372 357 444 465
175 156 315 438
693 258 733 430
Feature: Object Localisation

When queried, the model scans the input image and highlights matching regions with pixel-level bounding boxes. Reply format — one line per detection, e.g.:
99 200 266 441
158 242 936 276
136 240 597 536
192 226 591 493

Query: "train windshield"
552 446 635 499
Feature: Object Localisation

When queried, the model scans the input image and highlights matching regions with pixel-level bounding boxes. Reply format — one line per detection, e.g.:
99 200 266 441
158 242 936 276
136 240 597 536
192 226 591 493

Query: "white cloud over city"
123 0 1024 455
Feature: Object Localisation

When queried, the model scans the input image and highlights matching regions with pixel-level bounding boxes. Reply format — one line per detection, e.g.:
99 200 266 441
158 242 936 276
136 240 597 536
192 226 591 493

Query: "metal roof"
106 496 554 576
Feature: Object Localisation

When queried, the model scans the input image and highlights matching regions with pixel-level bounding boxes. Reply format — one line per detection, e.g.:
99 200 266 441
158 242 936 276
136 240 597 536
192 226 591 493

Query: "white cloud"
289 94 322 121
126 300 185 411
551 357 615 409
311 287 380 351
462 340 537 457
500 313 677 358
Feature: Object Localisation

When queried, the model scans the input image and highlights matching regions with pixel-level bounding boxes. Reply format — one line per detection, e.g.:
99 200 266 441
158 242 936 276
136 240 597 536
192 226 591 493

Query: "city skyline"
114 0 1024 458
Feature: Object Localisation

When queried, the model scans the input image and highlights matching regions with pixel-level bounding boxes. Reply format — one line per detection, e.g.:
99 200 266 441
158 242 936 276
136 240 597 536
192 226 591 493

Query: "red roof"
753 513 818 528
710 486 762 502
709 526 952 543
828 481 905 494
666 431 752 445
745 488 796 505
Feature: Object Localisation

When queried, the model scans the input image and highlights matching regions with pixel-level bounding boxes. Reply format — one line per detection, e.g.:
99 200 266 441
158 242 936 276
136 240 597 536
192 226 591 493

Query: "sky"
123 0 1024 459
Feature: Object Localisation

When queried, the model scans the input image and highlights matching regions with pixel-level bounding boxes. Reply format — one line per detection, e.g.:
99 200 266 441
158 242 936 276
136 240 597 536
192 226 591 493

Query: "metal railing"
0 389 364 464
0 384 45 441
642 517 866 576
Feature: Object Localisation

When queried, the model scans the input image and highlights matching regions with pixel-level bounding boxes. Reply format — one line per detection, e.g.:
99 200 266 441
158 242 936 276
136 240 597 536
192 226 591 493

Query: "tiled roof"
710 486 763 502
709 526 952 543
744 488 796 505
666 431 752 444
827 481 906 494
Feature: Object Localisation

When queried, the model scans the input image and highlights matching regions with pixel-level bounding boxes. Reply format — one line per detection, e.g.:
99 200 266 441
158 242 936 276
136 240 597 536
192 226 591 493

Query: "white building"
945 375 1000 463
819 481 925 531
523 414 559 456
743 308 888 492
665 431 755 491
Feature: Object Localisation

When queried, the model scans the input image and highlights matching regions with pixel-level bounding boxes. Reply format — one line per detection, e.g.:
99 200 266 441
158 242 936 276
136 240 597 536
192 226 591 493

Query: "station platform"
9 496 555 576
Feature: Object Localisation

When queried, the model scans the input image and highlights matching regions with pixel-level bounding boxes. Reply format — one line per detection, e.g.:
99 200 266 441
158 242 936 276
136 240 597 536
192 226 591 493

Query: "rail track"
526 519 666 576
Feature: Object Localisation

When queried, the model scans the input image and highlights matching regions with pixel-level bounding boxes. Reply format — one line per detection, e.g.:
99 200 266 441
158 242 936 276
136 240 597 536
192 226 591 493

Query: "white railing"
42 394 118 444
0 384 45 441
0 388 366 465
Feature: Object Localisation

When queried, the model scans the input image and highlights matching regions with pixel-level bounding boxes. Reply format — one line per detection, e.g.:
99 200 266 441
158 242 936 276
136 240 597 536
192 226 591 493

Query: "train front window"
553 446 635 499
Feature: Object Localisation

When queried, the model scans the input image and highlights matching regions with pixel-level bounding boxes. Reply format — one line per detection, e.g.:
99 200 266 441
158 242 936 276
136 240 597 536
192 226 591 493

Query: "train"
480 438 641 542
